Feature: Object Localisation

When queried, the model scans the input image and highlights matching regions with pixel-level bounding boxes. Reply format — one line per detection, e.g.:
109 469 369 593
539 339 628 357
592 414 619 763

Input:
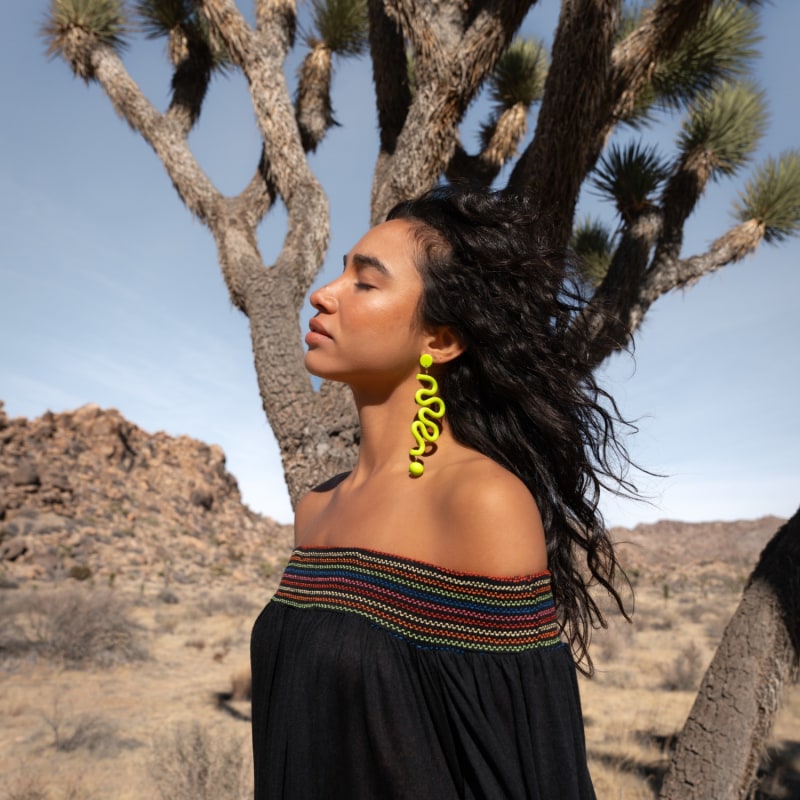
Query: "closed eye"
355 281 376 291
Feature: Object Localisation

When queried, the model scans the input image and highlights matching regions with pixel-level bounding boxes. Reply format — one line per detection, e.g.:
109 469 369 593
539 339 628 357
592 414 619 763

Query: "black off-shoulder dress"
250 547 596 799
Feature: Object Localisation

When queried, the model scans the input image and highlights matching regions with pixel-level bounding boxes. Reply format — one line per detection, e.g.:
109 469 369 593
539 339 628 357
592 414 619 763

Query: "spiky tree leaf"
42 0 129 78
651 1 761 111
132 0 230 70
133 0 192 38
678 80 767 180
571 217 615 286
306 0 368 57
734 151 800 243
620 2 760 127
488 37 549 111
592 141 671 221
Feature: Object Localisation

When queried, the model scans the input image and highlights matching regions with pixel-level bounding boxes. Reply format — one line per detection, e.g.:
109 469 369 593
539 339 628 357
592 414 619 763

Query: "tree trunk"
659 509 800 799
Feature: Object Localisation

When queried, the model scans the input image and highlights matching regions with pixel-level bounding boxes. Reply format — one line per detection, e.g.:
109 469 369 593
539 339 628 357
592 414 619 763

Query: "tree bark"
659 509 800 799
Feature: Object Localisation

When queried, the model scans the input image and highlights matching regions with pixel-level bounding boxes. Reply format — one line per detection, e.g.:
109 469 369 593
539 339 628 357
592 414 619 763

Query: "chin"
304 351 325 378
304 351 344 382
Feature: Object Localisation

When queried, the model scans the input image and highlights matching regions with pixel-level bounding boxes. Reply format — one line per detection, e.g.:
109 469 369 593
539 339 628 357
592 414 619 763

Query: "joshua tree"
43 1 799 796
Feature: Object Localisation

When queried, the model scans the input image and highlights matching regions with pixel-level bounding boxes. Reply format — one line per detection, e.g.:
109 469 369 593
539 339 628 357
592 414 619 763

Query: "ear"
422 326 465 365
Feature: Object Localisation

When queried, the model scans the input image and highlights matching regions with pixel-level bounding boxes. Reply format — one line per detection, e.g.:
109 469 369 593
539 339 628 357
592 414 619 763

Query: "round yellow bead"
409 461 424 477
419 354 433 369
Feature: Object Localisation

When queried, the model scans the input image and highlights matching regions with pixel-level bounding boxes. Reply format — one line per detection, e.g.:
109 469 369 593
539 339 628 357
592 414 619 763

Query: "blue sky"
2 2 798 526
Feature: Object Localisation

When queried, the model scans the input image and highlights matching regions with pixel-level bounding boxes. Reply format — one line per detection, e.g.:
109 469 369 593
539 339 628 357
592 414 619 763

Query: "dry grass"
659 641 706 691
582 579 800 797
0 585 146 667
2 771 94 800
194 590 258 618
39 697 139 757
148 722 251 800
0 569 797 798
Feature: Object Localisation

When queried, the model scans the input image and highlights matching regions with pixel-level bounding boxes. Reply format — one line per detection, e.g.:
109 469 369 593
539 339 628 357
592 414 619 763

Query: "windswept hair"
388 186 634 674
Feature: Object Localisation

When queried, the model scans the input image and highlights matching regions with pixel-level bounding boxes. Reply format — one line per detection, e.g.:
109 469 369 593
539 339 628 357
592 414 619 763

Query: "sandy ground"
1 572 797 799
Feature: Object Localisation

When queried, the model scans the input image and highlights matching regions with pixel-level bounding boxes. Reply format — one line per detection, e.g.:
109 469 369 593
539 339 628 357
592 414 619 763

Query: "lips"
305 317 334 347
308 318 332 338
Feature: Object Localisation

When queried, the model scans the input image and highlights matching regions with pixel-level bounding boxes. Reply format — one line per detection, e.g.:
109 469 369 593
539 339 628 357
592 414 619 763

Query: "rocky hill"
0 400 786 591
0 401 292 588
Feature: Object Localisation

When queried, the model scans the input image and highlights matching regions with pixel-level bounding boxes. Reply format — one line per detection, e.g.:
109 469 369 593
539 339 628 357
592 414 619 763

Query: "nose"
309 275 343 314
310 277 339 313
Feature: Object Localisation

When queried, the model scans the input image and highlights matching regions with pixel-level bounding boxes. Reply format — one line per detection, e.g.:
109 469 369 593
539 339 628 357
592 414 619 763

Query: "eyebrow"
346 252 391 276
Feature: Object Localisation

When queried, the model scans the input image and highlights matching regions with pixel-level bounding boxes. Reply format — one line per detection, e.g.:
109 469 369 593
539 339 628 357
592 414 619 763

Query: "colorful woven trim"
272 547 561 653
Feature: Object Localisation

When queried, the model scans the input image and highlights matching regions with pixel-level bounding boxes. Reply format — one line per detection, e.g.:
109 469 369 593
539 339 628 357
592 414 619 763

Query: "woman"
251 186 631 799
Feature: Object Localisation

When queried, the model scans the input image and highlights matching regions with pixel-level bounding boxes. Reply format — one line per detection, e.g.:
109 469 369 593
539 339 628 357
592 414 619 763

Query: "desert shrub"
195 591 257 617
592 619 635 664
41 698 121 754
3 773 49 800
155 612 181 634
0 592 28 657
149 722 251 800
3 773 93 800
1 586 146 667
660 641 705 691
635 605 678 632
704 610 731 644
50 713 114 753
156 587 180 605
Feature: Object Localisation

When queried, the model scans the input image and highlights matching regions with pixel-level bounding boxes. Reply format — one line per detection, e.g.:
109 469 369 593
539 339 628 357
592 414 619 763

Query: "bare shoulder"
294 471 350 544
437 457 547 576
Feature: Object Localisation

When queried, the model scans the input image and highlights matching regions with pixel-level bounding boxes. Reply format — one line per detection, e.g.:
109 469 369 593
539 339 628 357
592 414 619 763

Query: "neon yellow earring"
409 354 446 477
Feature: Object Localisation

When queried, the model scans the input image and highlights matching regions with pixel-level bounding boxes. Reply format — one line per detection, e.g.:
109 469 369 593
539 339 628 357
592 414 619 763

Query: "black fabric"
251 601 596 799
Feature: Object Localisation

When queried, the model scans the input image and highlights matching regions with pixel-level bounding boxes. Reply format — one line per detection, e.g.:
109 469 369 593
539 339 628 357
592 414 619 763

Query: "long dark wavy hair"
387 185 634 674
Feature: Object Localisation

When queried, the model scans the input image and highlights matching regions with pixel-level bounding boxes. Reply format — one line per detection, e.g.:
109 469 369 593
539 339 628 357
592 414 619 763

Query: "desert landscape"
1 402 797 799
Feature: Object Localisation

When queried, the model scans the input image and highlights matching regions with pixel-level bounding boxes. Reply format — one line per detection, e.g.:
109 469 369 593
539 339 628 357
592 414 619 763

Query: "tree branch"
652 149 714 267
89 45 221 223
200 0 329 306
371 0 532 223
164 32 214 135
368 0 411 156
235 146 278 229
576 217 764 370
610 0 713 123
445 141 500 186
570 207 662 369
510 0 714 248
647 217 765 294
508 0 618 245
255 0 296 48
367 0 412 210
295 43 336 152
446 103 530 186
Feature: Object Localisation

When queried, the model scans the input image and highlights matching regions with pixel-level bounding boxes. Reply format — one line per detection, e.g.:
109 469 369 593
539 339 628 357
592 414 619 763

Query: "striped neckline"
272 547 562 653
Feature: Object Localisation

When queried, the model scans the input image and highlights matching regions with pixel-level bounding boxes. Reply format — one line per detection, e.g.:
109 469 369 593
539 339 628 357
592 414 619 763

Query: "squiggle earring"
409 354 445 477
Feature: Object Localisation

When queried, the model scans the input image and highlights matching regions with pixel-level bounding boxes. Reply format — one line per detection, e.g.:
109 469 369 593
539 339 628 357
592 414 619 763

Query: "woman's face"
305 218 428 390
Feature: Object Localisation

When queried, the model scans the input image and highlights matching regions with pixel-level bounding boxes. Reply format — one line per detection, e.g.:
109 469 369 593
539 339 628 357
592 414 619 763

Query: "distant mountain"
0 401 292 588
610 516 786 584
